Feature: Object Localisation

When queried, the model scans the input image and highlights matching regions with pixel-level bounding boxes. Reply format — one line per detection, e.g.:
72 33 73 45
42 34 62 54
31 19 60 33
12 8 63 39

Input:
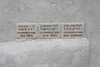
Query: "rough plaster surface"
0 39 89 67
90 32 100 67
0 0 90 42
0 0 100 67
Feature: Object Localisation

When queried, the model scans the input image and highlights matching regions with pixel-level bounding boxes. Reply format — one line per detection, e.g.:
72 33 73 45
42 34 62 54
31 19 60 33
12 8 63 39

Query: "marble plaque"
62 23 84 39
16 23 37 39
39 23 61 39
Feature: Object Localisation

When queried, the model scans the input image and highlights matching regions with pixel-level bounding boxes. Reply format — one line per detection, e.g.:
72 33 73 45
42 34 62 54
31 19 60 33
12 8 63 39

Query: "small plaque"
62 23 84 39
16 23 37 39
39 23 61 39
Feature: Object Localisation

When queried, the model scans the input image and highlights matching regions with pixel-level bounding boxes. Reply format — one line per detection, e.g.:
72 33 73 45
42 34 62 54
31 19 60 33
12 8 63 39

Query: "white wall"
0 0 100 67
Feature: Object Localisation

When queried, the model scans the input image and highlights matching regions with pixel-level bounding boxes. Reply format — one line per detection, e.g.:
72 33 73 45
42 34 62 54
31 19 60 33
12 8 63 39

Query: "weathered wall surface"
0 0 90 42
0 0 100 67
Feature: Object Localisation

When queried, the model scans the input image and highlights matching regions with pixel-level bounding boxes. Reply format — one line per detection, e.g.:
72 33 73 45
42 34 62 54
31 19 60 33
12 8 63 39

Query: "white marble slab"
0 38 89 67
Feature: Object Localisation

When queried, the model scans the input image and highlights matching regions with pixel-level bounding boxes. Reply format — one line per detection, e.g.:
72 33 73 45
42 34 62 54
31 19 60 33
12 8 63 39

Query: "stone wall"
0 0 100 67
